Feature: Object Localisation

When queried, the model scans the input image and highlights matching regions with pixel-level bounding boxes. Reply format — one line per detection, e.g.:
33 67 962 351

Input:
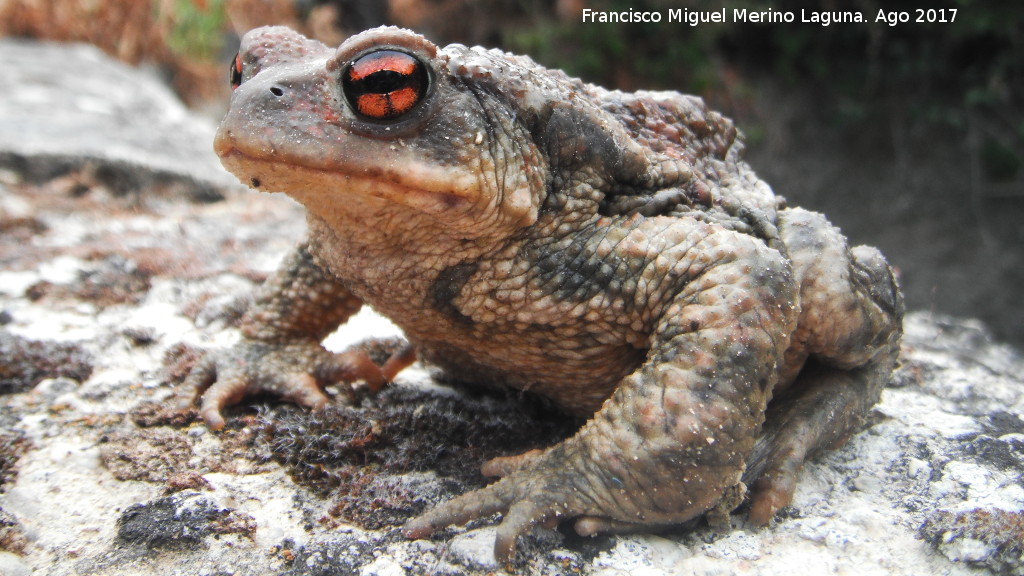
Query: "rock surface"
1 40 1022 576
0 39 233 201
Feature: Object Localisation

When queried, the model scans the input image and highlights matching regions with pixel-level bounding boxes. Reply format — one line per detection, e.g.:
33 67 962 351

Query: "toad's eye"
229 52 243 90
342 50 428 121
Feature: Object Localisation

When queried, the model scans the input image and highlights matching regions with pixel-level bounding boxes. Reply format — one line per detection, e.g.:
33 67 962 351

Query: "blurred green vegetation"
166 0 228 60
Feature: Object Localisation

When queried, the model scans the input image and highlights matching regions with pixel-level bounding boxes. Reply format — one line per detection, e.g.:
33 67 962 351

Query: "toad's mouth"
215 144 478 217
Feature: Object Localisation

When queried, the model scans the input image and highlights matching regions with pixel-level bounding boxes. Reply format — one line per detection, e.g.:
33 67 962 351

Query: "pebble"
0 552 32 576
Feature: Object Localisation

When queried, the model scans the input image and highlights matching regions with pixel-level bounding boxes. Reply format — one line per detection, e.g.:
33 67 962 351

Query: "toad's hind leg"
744 208 903 525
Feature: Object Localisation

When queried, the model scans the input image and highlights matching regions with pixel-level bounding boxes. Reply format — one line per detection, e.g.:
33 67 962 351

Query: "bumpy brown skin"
190 26 904 562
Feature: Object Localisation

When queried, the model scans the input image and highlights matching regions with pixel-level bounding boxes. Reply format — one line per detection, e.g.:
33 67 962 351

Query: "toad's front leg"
182 241 415 429
404 230 797 562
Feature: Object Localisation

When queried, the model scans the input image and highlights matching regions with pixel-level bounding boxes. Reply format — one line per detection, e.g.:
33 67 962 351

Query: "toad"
188 26 903 561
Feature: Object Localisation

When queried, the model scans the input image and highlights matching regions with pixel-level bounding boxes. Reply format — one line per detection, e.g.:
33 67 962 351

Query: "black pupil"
362 69 407 94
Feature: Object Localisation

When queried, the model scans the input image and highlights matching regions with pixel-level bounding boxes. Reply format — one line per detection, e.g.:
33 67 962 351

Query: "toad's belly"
409 330 647 416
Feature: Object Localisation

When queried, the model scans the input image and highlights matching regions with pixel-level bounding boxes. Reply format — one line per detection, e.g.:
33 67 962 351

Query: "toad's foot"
744 356 898 524
182 338 415 429
404 443 606 561
403 407 750 564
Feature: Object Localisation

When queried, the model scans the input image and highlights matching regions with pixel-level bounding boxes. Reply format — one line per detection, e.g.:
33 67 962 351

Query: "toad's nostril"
270 86 284 97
